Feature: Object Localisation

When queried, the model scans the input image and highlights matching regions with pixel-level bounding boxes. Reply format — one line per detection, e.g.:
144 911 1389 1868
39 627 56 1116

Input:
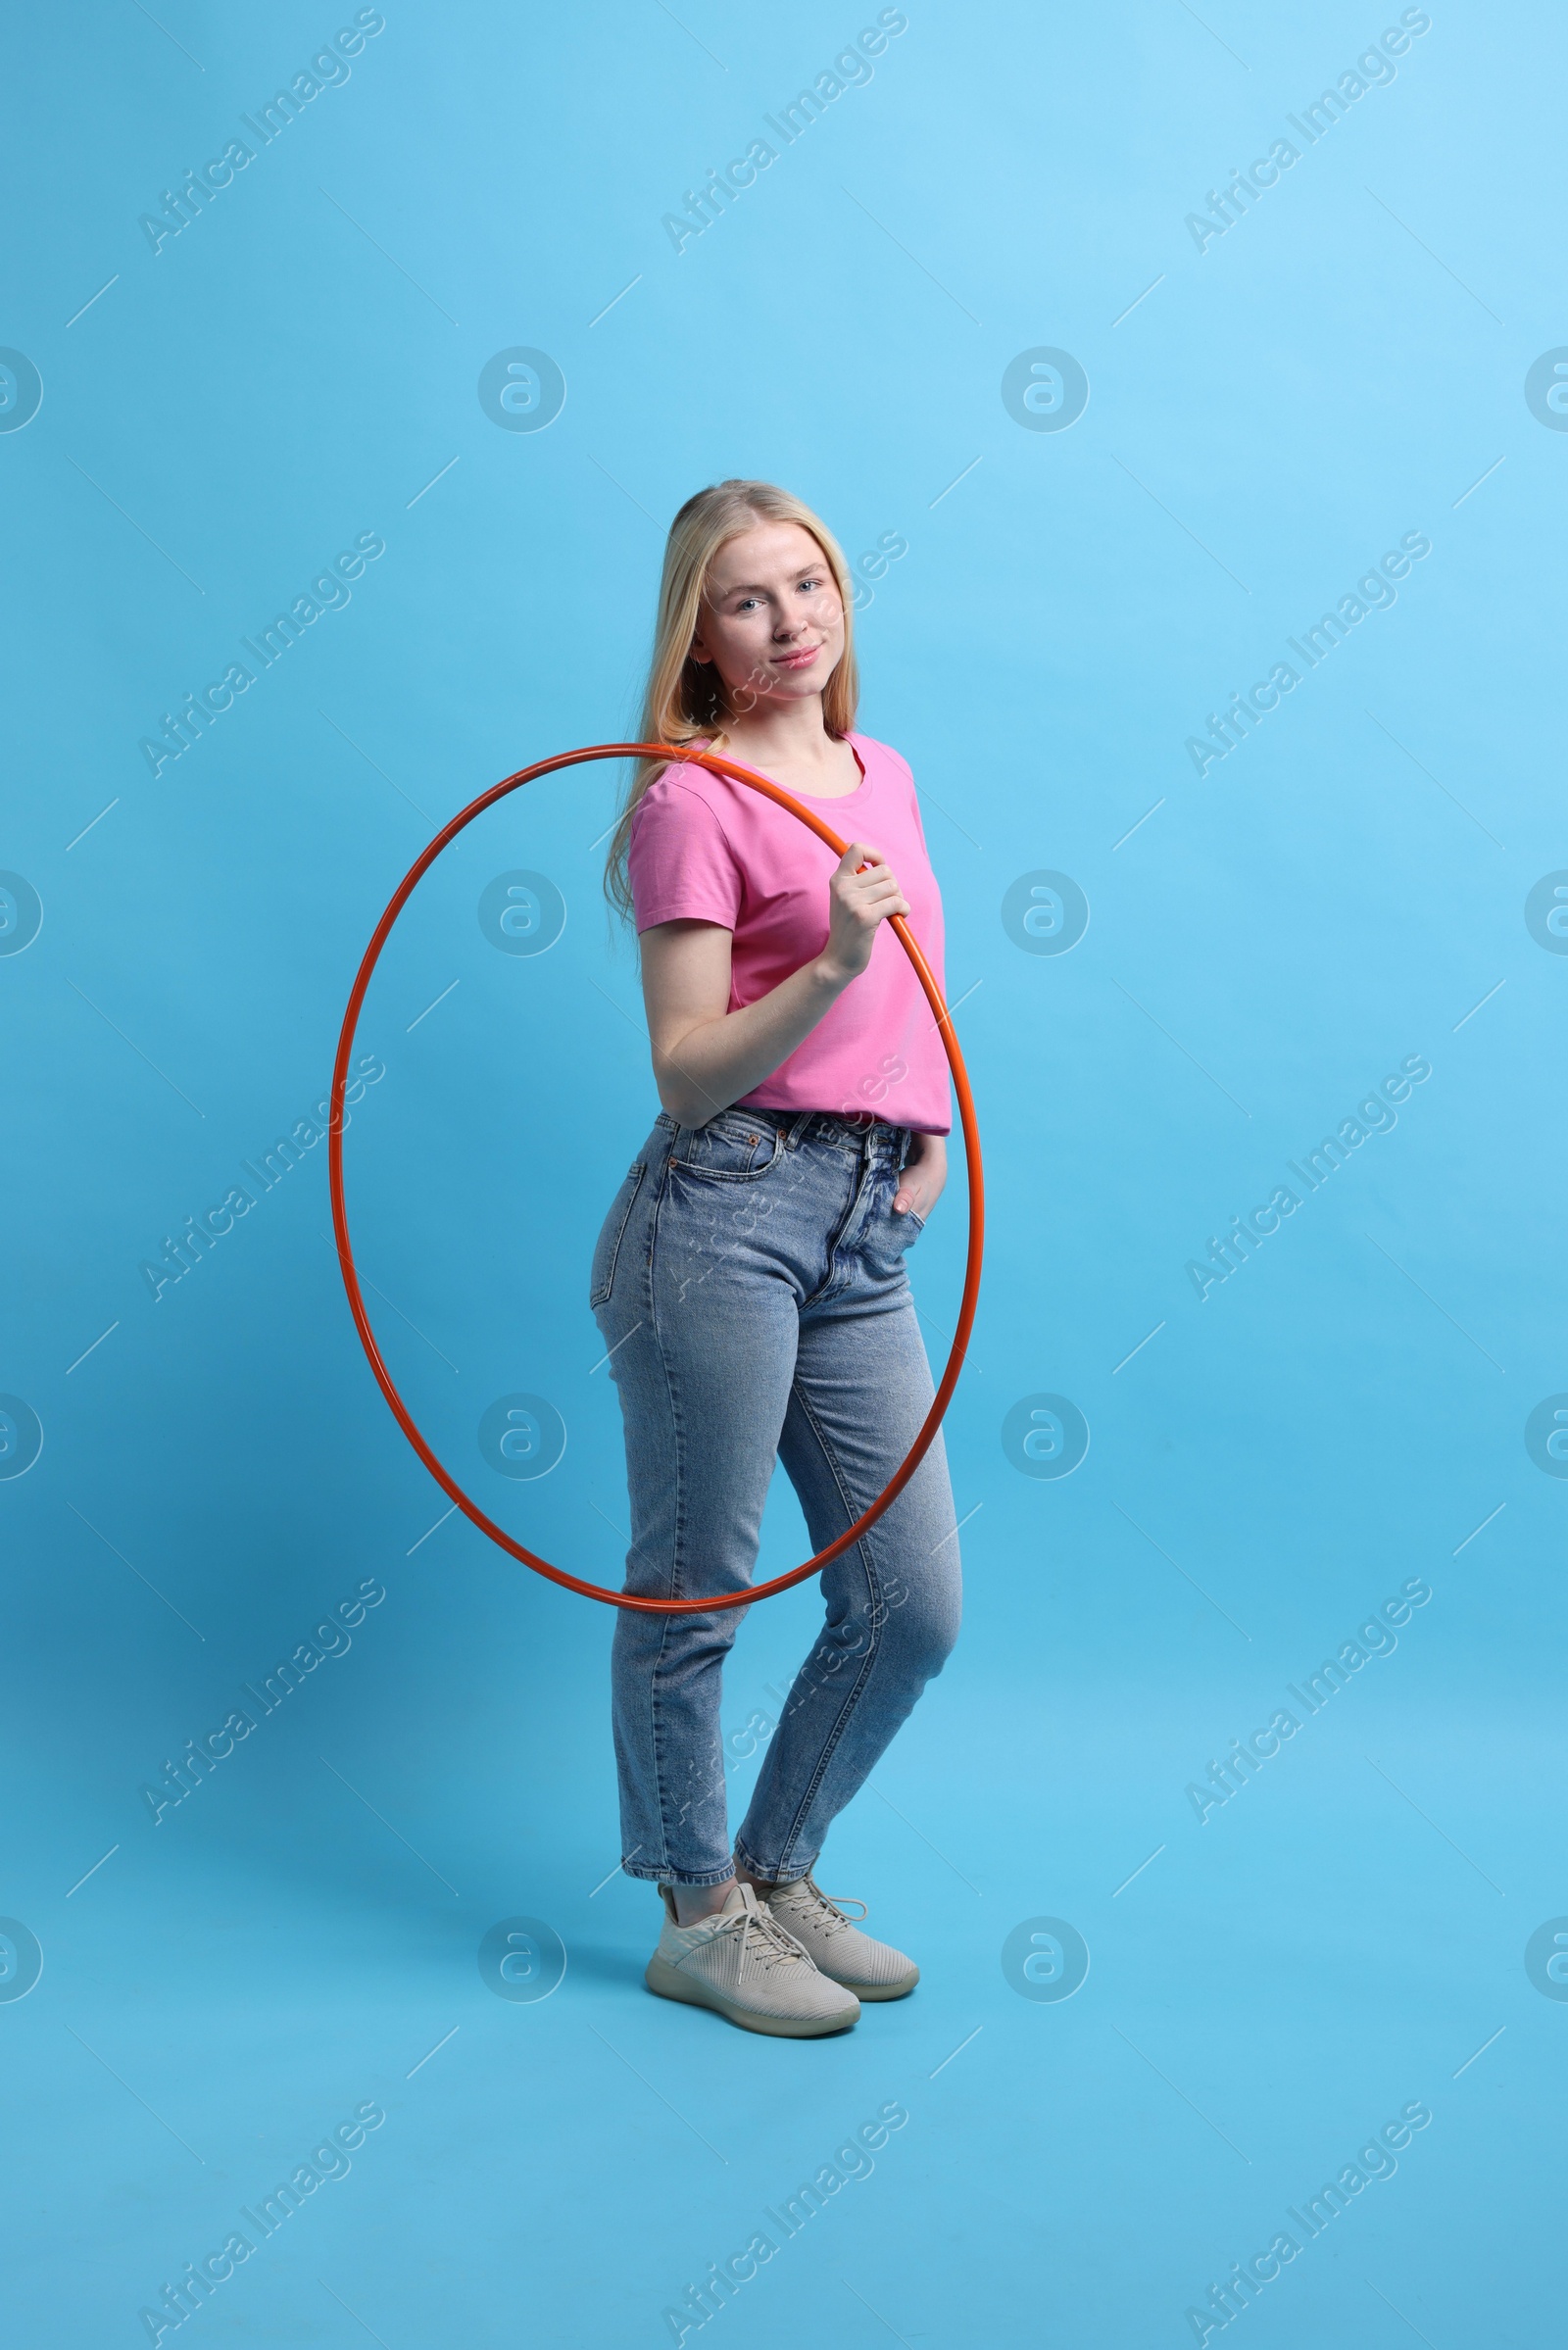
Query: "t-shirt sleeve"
626 772 743 934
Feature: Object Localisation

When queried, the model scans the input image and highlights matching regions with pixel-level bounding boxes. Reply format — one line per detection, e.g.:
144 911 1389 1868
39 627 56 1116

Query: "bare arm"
640 918 845 1127
640 841 947 1219
641 840 906 1125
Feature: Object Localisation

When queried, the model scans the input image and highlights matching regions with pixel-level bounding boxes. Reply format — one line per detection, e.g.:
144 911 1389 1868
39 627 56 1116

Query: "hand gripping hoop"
328 742 985 1615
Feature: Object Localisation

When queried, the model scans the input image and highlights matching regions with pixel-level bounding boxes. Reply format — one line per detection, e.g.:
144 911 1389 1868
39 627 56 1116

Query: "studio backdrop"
3 4 1563 2345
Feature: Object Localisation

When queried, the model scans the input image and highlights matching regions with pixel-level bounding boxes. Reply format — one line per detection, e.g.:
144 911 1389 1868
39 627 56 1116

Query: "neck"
716 694 840 772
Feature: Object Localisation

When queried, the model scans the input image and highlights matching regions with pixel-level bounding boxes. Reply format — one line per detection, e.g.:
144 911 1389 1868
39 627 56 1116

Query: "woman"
594 479 961 2037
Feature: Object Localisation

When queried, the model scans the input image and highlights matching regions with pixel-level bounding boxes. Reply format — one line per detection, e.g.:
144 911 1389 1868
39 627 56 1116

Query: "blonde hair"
603 478 858 925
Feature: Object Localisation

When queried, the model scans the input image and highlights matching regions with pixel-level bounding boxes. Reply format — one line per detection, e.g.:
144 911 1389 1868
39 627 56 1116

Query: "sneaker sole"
829 1964 919 2002
645 1955 860 2037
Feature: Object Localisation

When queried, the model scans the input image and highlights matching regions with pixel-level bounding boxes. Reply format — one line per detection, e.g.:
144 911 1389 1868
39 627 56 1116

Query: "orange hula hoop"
327 742 985 1614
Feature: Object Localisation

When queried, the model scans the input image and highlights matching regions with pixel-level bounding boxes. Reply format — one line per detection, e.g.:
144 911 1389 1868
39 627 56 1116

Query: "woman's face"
691 520 846 718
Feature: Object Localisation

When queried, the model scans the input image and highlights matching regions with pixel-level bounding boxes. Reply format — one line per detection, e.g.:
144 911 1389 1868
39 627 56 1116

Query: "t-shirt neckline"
692 734 869 804
794 738 868 802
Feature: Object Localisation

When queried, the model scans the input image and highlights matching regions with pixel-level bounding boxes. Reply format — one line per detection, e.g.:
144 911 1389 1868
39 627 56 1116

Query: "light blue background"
3 3 1563 2342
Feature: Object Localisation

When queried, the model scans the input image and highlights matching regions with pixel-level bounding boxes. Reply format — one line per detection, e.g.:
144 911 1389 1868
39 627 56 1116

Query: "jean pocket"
671 1110 783 1183
589 1160 646 1308
864 1189 924 1279
889 1201 926 1251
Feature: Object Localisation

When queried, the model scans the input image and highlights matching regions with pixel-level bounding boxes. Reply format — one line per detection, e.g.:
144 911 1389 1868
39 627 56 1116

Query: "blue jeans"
591 1108 962 1887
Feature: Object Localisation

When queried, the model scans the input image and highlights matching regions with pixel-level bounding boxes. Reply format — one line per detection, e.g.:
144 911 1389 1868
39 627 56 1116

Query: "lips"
772 645 821 671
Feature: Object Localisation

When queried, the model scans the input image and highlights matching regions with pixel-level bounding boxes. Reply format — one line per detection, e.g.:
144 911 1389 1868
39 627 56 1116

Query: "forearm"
655 954 850 1124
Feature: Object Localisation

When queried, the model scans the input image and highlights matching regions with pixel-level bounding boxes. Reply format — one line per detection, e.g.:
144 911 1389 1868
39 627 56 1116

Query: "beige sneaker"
645 1883 860 2037
760 1875 919 2000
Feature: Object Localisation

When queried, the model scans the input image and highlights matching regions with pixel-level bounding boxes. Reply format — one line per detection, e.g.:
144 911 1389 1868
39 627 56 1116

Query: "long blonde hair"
603 478 859 925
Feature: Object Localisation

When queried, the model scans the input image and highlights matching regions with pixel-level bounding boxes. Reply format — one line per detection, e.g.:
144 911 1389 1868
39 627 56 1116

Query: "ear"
689 632 713 666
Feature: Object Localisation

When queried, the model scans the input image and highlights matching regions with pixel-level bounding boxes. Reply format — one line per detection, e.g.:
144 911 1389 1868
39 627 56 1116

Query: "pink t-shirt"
627 732 951 1134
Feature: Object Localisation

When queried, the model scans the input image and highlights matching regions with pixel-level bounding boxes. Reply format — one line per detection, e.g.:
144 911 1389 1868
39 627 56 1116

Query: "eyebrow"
714 564 822 596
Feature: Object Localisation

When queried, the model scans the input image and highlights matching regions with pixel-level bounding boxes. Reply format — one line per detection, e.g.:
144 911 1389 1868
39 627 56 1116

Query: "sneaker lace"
788 1878 869 1938
722 1901 817 1981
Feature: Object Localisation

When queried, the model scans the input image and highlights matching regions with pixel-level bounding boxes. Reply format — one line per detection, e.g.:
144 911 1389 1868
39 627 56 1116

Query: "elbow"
653 1063 707 1129
650 1016 726 1127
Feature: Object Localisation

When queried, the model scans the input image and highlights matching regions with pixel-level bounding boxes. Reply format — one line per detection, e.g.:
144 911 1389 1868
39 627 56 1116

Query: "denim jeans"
590 1107 962 1888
